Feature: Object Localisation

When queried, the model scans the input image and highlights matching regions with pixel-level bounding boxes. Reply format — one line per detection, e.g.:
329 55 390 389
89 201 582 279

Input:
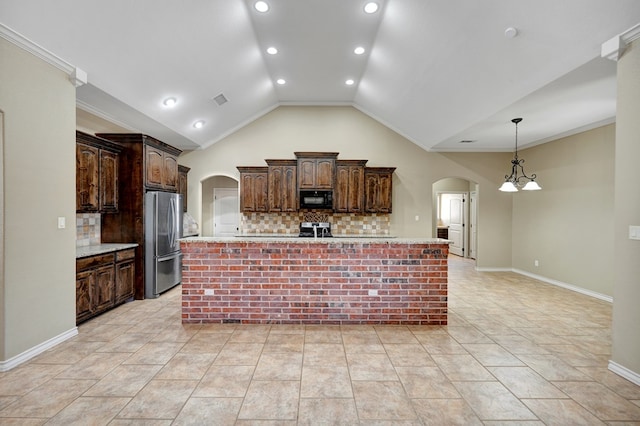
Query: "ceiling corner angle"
0 22 75 75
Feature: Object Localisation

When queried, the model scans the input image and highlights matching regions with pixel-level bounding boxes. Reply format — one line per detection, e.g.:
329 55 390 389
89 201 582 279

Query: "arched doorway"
200 175 239 237
432 177 478 259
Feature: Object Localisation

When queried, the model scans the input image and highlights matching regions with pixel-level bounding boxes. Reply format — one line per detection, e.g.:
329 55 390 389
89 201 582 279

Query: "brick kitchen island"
180 236 450 325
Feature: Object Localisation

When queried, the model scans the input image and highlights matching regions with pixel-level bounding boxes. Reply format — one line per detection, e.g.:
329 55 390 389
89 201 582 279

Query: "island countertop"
180 235 451 244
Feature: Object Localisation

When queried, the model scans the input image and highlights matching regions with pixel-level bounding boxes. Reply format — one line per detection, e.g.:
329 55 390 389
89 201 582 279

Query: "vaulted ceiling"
1 1 640 152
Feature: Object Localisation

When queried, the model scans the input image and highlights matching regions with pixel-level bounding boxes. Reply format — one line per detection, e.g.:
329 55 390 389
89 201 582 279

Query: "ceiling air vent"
213 93 228 106
459 140 475 144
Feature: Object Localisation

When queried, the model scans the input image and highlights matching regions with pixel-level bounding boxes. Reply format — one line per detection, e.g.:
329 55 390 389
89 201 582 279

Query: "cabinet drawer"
77 253 115 271
116 249 136 262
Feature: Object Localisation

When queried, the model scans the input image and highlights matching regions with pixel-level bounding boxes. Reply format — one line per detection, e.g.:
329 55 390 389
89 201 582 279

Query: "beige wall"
612 40 640 376
0 39 76 361
180 106 515 268
512 125 615 296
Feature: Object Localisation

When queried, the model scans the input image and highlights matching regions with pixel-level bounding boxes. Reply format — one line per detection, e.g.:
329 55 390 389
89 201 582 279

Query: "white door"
214 188 239 236
469 191 477 259
440 193 466 257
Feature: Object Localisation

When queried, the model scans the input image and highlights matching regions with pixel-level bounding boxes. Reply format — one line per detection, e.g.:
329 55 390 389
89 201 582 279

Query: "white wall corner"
0 327 78 372
602 22 640 61
608 360 640 386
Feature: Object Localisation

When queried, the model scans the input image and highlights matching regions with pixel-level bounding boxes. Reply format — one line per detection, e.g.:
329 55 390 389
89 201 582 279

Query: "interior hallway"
0 256 639 424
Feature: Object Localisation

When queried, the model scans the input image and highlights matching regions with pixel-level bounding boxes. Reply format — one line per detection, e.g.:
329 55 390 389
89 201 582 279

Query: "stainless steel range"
299 221 332 238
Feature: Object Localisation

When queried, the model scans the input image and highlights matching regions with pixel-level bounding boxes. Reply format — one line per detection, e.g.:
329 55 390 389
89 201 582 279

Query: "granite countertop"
76 243 139 259
180 235 450 244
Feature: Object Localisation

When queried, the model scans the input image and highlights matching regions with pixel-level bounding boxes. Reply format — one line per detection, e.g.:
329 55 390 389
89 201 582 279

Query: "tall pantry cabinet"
96 133 183 299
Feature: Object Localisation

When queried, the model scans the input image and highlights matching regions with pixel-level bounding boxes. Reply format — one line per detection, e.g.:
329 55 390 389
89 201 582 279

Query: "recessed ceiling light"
354 46 365 55
345 79 355 86
504 27 518 38
163 97 177 107
254 1 269 12
193 120 205 129
276 78 286 85
364 2 379 13
266 47 278 55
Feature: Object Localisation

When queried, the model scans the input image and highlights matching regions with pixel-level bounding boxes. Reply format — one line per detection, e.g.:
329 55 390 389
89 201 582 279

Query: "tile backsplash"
76 213 101 247
240 212 391 235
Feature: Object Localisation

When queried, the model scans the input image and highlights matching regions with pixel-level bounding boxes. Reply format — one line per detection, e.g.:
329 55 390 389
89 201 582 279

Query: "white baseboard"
0 327 78 372
475 267 512 272
608 360 640 386
512 269 613 303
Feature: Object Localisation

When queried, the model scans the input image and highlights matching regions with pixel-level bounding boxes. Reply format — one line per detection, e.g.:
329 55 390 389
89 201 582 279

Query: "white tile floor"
0 256 639 424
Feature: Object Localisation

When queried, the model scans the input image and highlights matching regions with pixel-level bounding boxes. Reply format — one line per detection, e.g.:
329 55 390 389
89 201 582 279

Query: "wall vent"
213 93 228 106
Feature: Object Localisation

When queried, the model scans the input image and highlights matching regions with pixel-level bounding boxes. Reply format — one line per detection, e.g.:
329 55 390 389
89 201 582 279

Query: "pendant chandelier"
498 118 542 192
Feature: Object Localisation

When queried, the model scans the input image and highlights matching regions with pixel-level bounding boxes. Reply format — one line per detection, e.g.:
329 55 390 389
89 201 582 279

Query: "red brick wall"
180 240 448 325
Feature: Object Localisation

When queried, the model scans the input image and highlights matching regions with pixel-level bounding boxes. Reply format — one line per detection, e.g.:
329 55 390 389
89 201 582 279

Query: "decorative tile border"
240 212 391 235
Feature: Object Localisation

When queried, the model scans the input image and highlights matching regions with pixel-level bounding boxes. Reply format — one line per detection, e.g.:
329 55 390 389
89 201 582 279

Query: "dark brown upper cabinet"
335 160 367 213
266 159 297 213
295 152 338 190
76 131 121 213
364 167 396 213
238 167 268 212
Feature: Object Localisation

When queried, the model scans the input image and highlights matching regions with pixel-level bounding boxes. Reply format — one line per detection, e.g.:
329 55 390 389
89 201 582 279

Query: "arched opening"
432 177 478 260
200 175 239 237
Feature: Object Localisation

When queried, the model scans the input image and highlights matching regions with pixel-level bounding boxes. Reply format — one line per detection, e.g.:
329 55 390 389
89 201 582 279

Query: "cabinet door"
115 259 135 305
145 146 164 188
365 173 381 213
76 270 94 323
76 143 100 212
297 159 316 189
240 171 268 212
268 167 284 212
348 166 365 212
377 173 393 213
99 150 118 213
254 173 268 212
282 165 297 212
335 166 350 213
93 264 115 313
315 159 334 189
178 169 188 212
163 153 178 190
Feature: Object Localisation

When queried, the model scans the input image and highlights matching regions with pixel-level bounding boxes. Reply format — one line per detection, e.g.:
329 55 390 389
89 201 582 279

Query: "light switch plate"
629 225 640 240
57 217 65 229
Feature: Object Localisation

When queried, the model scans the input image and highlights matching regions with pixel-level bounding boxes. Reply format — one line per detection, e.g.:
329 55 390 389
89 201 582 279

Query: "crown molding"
602 22 640 61
0 23 86 86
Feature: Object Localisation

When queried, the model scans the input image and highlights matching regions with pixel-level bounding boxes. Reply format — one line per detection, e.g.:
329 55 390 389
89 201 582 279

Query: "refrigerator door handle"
168 197 175 249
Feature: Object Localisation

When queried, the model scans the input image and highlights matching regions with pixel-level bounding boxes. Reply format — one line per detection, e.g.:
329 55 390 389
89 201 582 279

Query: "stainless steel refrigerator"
144 191 183 299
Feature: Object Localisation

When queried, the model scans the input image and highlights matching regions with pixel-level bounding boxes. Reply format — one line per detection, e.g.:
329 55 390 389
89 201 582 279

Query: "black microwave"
300 190 333 210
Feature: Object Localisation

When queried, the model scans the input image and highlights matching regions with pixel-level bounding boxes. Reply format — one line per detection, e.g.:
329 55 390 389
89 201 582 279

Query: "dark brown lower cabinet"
76 248 135 324
115 249 135 305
